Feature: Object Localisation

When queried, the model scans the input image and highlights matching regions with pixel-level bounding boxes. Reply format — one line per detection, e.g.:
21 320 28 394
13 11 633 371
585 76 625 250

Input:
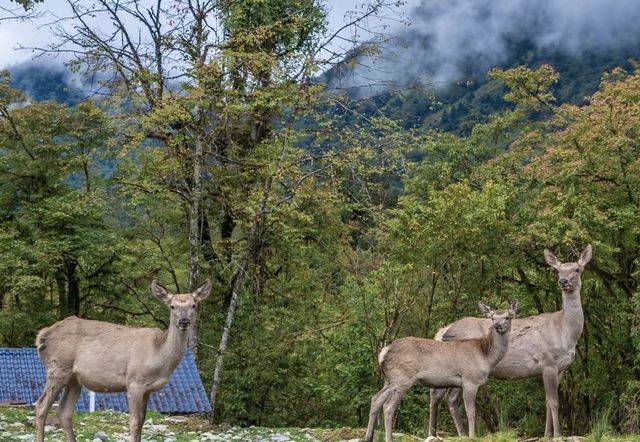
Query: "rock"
164 415 188 423
567 437 585 442
150 424 169 433
92 438 103 442
271 432 291 442
424 437 444 442
94 431 109 441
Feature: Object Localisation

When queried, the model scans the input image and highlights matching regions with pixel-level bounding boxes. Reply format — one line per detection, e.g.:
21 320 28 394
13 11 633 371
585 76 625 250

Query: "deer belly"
416 370 462 388
73 358 127 392
492 353 543 379
76 372 127 392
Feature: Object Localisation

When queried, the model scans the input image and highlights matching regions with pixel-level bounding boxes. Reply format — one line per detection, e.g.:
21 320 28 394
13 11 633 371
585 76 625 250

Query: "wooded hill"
322 39 640 134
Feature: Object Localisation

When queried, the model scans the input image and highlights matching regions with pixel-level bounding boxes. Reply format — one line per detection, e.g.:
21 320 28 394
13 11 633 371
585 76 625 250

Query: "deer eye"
170 305 175 310
191 304 196 309
575 268 580 273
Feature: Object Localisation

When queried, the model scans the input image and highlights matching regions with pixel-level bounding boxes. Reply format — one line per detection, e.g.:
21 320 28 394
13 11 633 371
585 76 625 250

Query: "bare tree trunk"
55 271 67 319
188 136 204 352
209 175 272 423
65 257 80 316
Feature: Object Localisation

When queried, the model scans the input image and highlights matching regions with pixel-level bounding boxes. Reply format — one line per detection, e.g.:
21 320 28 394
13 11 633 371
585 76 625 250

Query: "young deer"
365 302 518 442
429 245 592 438
34 280 211 442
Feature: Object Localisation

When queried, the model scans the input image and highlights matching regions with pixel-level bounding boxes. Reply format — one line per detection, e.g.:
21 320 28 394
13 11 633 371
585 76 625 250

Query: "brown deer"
365 302 518 441
34 279 211 442
428 244 592 438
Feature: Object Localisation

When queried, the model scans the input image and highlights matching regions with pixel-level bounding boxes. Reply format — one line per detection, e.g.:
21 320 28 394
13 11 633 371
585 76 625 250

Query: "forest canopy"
0 0 639 438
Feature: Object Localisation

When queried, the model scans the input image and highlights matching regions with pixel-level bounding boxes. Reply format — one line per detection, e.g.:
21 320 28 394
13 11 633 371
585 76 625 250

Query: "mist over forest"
334 0 640 87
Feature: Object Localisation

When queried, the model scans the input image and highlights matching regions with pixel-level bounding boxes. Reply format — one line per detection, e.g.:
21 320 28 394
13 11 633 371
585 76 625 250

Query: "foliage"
2 2 640 439
321 41 640 135
8 0 43 10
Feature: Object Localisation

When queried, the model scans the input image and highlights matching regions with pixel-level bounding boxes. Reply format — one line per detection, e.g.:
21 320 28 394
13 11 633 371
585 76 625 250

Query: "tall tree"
0 72 120 344
34 0 402 419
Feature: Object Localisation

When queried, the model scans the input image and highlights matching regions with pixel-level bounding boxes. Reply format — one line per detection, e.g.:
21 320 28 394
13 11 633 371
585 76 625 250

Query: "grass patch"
588 405 613 442
0 406 422 441
4 406 640 442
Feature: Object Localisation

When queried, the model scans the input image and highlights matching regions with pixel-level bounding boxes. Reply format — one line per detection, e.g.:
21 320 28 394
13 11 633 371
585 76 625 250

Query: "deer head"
478 301 518 334
151 280 212 330
544 244 592 293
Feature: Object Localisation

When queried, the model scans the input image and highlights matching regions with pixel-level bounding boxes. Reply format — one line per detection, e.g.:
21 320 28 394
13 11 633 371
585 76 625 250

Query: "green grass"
588 405 614 442
0 406 421 442
3 406 640 442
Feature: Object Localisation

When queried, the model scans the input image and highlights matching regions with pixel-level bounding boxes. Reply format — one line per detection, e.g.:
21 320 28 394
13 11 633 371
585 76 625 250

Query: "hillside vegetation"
1 0 640 440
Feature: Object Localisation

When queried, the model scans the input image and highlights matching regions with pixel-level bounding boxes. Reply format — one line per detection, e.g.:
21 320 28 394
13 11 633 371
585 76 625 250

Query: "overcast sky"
4 0 638 88
0 0 416 69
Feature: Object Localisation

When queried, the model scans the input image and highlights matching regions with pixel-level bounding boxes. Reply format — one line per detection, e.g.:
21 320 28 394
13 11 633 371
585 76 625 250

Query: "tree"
32 0 403 421
2 0 41 22
0 72 121 344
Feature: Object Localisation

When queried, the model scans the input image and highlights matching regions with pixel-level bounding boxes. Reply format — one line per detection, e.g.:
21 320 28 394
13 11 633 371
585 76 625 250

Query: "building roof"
0 348 211 413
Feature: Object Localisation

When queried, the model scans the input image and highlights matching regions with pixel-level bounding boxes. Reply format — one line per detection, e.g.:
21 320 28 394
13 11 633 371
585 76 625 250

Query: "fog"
337 0 640 90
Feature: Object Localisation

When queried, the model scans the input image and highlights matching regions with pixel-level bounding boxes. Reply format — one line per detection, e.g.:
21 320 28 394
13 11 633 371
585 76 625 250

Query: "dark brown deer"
429 245 592 438
365 302 518 441
34 280 211 442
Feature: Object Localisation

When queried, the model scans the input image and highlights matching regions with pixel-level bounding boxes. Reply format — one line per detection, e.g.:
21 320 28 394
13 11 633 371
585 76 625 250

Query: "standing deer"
34 279 211 442
428 244 592 438
365 302 518 441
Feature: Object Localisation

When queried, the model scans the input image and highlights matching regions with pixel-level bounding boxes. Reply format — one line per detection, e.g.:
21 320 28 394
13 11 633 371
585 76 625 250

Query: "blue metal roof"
0 348 211 413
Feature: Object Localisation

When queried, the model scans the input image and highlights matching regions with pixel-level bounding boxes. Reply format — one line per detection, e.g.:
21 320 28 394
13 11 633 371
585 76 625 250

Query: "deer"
428 244 592 438
34 279 211 442
365 301 518 442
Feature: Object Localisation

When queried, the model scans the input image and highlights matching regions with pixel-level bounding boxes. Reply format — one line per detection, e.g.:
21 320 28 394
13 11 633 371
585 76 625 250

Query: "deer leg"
461 384 479 438
446 387 468 437
365 384 391 441
428 388 446 437
383 386 409 442
57 377 81 442
141 392 151 427
542 368 561 438
545 402 553 437
35 376 66 442
127 387 147 442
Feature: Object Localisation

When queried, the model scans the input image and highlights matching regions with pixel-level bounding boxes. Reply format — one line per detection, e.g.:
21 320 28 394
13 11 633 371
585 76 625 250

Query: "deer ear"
193 279 211 302
509 301 519 317
151 280 173 303
578 244 592 267
544 249 561 269
478 302 494 318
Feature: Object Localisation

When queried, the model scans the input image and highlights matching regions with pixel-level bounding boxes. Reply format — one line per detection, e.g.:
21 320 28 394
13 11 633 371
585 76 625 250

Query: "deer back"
436 310 575 379
37 316 169 392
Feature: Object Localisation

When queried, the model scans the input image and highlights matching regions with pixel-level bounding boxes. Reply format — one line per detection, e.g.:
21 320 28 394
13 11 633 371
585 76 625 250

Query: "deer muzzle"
494 324 508 334
177 319 191 330
559 278 571 291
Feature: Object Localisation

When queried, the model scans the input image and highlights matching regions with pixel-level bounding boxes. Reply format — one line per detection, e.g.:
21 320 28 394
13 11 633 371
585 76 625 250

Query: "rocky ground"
0 406 420 442
1 406 634 442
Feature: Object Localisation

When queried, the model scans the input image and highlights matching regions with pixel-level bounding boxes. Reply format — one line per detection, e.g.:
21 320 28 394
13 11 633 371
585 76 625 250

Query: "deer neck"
561 286 584 343
484 327 510 367
158 319 190 369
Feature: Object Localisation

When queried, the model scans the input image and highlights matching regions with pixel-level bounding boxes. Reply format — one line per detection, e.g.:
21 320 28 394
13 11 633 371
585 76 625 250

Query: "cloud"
335 0 640 91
